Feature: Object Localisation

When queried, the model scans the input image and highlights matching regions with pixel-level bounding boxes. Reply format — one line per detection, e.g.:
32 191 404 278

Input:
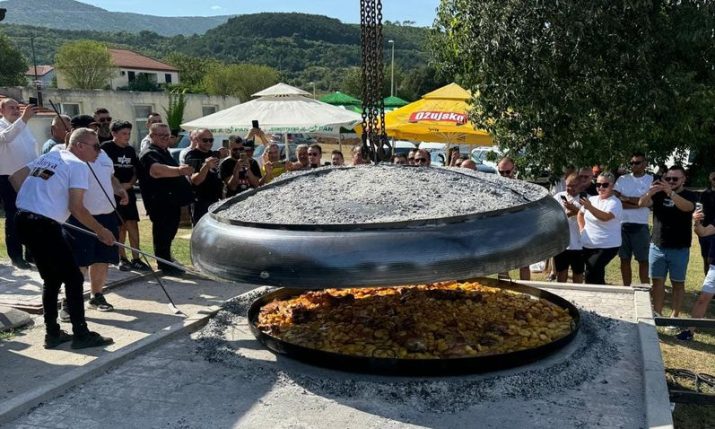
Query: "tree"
55 40 115 89
0 33 29 86
203 63 280 100
164 89 187 133
165 52 221 93
432 0 715 174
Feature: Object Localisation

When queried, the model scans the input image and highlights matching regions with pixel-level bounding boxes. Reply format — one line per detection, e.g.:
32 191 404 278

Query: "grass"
1 211 713 427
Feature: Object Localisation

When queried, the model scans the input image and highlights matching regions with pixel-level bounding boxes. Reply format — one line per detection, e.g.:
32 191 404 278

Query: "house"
56 48 180 90
107 49 179 89
25 65 55 88
0 87 240 150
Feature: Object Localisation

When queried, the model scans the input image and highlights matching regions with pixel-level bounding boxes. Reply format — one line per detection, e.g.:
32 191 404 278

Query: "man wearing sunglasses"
138 123 194 276
11 128 115 349
614 152 653 286
185 129 224 225
93 108 113 142
413 149 431 167
219 136 260 198
639 166 697 319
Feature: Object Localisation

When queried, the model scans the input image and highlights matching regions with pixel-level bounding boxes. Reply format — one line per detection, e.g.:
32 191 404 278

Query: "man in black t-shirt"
137 123 194 276
185 129 224 225
219 137 261 198
639 165 696 318
101 121 151 272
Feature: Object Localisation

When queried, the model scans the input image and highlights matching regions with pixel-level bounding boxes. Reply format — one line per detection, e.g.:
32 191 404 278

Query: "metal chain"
360 0 389 163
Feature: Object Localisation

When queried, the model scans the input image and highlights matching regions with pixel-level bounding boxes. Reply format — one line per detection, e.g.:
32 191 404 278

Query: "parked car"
471 146 502 174
269 133 317 145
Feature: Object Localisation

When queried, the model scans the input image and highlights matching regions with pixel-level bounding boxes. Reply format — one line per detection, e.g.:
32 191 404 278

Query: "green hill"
0 0 231 36
1 12 440 99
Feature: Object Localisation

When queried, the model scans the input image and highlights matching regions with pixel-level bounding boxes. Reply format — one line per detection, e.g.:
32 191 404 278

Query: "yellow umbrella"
383 83 493 145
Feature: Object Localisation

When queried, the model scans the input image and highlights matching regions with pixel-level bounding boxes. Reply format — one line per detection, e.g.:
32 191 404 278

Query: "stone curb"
0 301 224 425
634 290 674 429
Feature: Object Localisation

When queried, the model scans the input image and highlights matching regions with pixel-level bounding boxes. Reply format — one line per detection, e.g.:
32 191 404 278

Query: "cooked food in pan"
256 281 575 359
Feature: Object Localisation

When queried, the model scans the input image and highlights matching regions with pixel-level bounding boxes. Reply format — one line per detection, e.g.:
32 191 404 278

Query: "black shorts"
554 249 585 274
115 188 140 222
64 213 119 267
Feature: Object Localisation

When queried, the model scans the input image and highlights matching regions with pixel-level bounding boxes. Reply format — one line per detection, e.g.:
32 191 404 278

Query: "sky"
79 0 441 27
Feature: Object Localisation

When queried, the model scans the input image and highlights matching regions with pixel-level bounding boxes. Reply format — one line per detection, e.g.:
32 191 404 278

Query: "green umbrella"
383 95 409 108
320 91 362 106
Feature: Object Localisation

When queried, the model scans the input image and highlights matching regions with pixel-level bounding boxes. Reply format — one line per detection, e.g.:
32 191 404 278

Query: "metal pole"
388 40 395 97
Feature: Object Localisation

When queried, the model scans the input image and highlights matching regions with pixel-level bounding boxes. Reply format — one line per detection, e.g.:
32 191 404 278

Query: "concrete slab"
3 285 673 428
0 273 255 424
0 260 152 311
0 305 33 330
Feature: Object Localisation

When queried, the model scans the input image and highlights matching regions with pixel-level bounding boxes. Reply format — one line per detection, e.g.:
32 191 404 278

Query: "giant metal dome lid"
190 165 569 288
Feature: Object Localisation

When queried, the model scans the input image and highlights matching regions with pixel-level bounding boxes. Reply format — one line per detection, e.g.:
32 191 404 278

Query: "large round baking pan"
247 279 580 376
191 169 569 288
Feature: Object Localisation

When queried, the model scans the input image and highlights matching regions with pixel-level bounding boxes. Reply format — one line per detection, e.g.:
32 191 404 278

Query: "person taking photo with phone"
220 136 260 197
0 98 39 269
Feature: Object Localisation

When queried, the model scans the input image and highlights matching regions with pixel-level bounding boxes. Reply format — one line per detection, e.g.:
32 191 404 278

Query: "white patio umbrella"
181 83 362 159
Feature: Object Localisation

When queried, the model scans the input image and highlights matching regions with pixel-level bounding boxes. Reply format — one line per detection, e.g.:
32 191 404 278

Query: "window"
202 105 218 116
165 73 172 84
60 103 80 117
128 71 135 82
134 105 153 147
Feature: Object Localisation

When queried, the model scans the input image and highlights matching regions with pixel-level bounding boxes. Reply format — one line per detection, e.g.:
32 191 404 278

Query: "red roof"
109 49 178 72
25 65 54 77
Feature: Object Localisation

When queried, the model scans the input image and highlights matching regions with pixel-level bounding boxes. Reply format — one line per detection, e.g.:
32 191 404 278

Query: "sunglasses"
81 141 101 152
231 147 245 152
629 160 643 165
97 117 112 123
308 152 320 156
415 158 429 164
155 133 170 138
663 177 680 182
201 138 215 143
595 182 610 188
498 170 512 176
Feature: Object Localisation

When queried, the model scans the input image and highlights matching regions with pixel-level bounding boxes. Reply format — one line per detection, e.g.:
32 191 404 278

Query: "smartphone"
252 120 259 129
696 202 703 211
28 96 38 105
560 195 567 201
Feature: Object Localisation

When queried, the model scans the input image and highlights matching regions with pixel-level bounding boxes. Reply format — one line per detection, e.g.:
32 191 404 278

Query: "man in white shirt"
553 174 585 283
0 98 39 269
614 152 653 286
10 128 114 349
139 112 163 152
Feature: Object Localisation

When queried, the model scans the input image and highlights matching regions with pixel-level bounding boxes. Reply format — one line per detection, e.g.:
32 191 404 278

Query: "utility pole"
388 40 395 97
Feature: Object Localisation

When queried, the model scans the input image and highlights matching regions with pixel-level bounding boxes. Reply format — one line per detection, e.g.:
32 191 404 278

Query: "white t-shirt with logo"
580 195 623 249
83 150 116 215
553 191 582 250
16 150 89 223
614 173 653 224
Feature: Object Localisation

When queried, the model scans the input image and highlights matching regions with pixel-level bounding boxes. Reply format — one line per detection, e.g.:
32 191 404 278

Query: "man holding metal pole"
10 128 114 349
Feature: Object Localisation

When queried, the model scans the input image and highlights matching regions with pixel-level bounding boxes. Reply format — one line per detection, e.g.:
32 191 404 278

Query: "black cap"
243 139 255 148
70 115 98 129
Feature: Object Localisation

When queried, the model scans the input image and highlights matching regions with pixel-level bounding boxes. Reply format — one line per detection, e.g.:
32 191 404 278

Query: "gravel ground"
217 165 548 225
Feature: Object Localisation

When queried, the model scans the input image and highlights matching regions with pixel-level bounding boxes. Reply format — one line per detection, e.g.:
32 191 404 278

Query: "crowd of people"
0 96 712 347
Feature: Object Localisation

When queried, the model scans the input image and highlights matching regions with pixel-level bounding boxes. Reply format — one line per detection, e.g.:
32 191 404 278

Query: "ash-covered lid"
191 165 568 288
216 165 548 226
